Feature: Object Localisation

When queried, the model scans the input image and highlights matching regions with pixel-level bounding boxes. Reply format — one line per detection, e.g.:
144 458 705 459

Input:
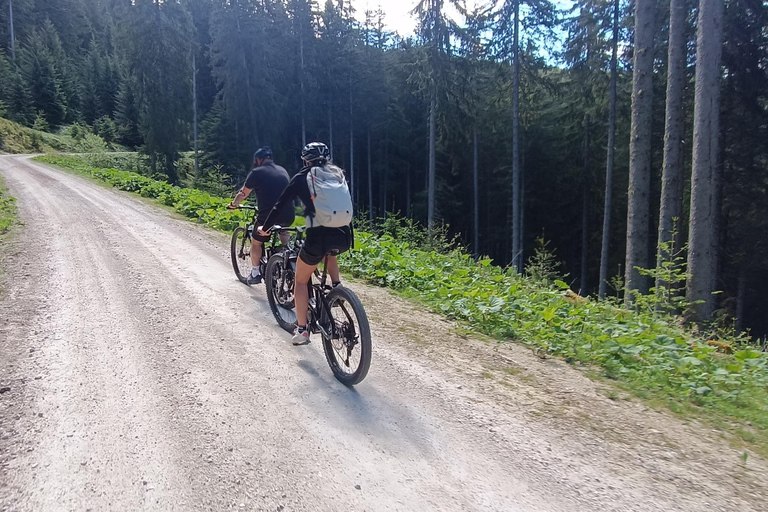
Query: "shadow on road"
293 356 436 458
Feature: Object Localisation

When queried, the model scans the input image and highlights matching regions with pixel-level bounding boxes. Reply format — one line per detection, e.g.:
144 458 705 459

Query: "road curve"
0 155 765 511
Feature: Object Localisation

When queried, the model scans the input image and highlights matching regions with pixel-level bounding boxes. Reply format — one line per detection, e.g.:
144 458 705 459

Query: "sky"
352 0 468 38
352 0 575 39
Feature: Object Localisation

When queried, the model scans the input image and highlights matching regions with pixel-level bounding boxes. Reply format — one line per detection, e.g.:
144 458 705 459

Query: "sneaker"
246 273 263 285
292 327 311 346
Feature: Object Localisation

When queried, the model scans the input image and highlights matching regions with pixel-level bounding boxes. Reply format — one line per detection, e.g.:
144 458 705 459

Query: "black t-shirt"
244 161 295 225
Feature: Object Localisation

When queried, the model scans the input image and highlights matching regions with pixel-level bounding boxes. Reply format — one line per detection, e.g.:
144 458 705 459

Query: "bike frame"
237 206 288 269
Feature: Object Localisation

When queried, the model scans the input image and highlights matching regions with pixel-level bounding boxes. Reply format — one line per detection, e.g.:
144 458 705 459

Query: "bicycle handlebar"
264 225 305 233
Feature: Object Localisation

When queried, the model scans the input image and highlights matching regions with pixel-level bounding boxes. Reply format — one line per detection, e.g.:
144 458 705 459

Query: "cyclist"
228 147 295 285
258 142 353 345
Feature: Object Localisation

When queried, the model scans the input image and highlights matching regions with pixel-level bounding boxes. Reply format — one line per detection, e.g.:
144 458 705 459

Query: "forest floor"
1 154 767 511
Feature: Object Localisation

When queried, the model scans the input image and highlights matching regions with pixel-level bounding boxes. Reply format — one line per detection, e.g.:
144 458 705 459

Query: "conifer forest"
1 0 767 337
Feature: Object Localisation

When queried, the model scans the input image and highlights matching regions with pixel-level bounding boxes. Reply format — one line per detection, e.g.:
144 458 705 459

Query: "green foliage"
355 213 461 254
525 236 563 284
635 228 695 317
67 122 91 140
32 111 50 132
0 117 69 153
73 132 109 153
19 27 68 128
36 155 250 232
118 0 193 182
0 178 18 236
339 231 768 435
93 116 118 143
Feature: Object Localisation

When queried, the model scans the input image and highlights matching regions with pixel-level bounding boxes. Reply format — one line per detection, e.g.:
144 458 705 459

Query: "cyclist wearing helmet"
228 147 295 285
259 142 353 345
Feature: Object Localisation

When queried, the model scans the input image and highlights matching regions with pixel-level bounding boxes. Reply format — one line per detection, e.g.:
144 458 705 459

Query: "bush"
93 116 118 143
67 122 92 140
74 132 109 153
32 112 50 132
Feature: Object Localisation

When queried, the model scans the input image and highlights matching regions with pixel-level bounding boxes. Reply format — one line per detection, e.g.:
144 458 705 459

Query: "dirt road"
1 155 766 511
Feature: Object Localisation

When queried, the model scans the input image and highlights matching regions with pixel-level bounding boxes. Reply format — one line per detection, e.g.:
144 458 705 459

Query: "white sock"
251 267 260 277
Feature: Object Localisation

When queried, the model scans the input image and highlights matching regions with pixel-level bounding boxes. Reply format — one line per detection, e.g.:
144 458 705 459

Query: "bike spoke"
329 298 362 376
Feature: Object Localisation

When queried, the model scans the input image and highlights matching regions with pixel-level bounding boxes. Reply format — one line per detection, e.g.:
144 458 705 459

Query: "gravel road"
1 155 766 511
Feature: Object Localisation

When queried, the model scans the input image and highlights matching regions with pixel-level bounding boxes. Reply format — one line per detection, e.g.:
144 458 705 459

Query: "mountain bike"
264 226 371 386
229 205 288 286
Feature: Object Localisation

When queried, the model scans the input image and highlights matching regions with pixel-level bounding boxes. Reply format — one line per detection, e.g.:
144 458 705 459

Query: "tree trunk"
367 128 373 222
193 53 199 177
235 16 258 145
687 0 724 322
511 0 521 271
406 166 411 219
473 127 479 259
427 91 436 231
735 264 746 334
599 0 620 299
518 149 525 273
581 113 590 294
381 129 389 219
9 0 15 62
624 0 656 305
299 17 306 147
349 86 354 206
328 105 334 160
656 0 686 289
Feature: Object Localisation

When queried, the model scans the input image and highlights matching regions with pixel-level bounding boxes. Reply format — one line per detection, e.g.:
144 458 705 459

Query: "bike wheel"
265 252 298 333
230 227 253 285
322 286 372 386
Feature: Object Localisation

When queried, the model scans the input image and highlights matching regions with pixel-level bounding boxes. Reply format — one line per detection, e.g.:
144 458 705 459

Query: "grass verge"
35 153 768 457
0 176 17 237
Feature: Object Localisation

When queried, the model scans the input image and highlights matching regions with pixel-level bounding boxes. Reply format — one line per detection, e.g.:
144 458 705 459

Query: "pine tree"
113 73 142 148
118 0 194 181
494 0 559 270
20 29 66 127
624 0 656 304
687 0 725 321
598 0 620 299
656 0 688 290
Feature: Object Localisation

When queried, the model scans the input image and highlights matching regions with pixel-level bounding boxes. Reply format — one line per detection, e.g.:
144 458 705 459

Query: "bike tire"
230 227 252 285
265 252 298 333
322 286 372 386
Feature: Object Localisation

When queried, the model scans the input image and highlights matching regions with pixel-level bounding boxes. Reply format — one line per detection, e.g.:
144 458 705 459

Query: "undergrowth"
35 153 768 455
0 177 17 236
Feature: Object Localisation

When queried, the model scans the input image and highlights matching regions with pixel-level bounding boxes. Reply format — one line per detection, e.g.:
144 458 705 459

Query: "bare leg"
294 258 317 328
250 239 263 268
325 255 341 284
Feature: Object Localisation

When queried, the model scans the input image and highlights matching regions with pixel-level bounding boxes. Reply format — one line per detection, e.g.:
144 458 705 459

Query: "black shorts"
299 226 352 266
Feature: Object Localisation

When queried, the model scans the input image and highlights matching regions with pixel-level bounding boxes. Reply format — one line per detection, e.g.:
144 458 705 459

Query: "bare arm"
227 186 252 209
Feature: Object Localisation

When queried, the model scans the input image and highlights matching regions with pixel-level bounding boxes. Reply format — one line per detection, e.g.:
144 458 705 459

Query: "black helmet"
253 147 273 160
301 142 330 163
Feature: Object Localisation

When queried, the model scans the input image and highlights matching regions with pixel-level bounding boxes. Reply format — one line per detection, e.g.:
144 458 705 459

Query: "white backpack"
306 164 353 228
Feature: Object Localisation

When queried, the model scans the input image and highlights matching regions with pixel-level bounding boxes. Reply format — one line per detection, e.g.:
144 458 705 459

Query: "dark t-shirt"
244 161 295 225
